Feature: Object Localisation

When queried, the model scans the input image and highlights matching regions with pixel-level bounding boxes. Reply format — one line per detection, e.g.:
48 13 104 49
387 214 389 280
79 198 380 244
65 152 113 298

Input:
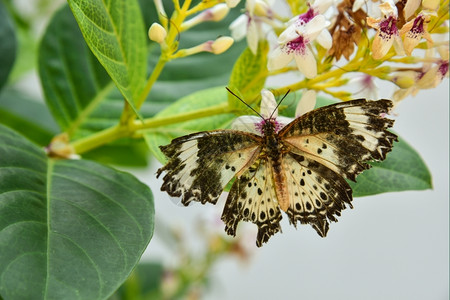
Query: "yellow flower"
367 0 402 59
399 13 433 56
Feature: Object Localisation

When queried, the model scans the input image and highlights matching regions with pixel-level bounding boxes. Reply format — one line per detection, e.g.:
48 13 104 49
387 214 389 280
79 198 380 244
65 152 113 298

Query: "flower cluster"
148 0 447 106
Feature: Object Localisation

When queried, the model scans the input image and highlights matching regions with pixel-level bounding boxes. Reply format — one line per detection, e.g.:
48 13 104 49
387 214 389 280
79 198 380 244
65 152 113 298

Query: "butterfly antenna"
269 89 290 119
226 87 264 119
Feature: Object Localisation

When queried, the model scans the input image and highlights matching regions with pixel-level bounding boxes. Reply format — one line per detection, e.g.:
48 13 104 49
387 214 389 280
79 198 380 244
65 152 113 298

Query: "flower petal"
247 19 259 54
316 29 332 49
226 0 241 8
229 15 248 41
268 47 293 71
313 0 334 14
404 0 421 18
278 24 299 44
295 90 317 117
294 46 317 78
302 15 327 40
372 30 395 59
231 115 261 134
260 89 278 119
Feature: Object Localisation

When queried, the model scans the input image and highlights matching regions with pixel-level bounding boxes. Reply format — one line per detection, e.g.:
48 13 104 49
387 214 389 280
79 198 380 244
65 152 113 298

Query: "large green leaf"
67 0 147 109
0 124 154 299
351 136 432 196
38 4 114 135
38 5 150 165
0 1 17 91
38 3 244 164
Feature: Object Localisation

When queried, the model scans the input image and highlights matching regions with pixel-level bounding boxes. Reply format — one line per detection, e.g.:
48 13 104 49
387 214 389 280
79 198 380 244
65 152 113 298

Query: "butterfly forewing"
157 130 261 205
222 158 283 247
280 99 398 181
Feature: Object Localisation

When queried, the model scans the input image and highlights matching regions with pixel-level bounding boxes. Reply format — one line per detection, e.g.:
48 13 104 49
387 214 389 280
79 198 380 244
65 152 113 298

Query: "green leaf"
228 41 269 109
0 124 154 300
67 0 147 109
351 136 432 196
38 4 114 135
0 1 17 90
0 87 58 145
38 5 150 166
144 86 235 162
112 262 164 299
82 140 150 167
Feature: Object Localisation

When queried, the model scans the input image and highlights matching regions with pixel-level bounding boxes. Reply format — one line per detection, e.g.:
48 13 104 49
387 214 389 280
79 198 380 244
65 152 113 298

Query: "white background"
140 78 449 300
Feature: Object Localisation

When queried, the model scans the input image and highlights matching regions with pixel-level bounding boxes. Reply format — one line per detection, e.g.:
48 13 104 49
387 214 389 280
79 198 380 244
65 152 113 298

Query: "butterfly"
156 90 397 247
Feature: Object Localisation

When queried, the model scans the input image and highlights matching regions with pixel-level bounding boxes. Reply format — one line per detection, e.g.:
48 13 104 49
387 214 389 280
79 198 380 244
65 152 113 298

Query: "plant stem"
71 124 127 154
135 57 167 109
71 102 231 154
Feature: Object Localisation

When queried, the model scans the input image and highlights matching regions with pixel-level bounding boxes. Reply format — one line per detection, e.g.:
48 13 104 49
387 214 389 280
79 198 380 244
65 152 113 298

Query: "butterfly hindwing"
283 153 353 237
157 130 261 205
280 99 398 181
222 159 283 247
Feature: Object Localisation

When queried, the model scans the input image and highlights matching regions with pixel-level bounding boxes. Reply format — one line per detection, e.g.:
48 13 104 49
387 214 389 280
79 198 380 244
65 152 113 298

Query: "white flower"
231 89 287 134
367 0 403 59
399 12 433 56
268 13 330 78
349 74 379 99
229 0 276 54
231 89 316 134
392 49 449 102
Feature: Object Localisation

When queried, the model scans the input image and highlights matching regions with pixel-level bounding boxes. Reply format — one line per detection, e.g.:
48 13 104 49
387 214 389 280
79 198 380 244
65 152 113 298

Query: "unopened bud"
210 4 230 21
211 36 234 54
148 23 166 44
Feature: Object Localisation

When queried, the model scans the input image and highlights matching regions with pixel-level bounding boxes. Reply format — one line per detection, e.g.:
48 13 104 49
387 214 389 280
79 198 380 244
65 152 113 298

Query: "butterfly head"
227 87 291 136
255 118 283 135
